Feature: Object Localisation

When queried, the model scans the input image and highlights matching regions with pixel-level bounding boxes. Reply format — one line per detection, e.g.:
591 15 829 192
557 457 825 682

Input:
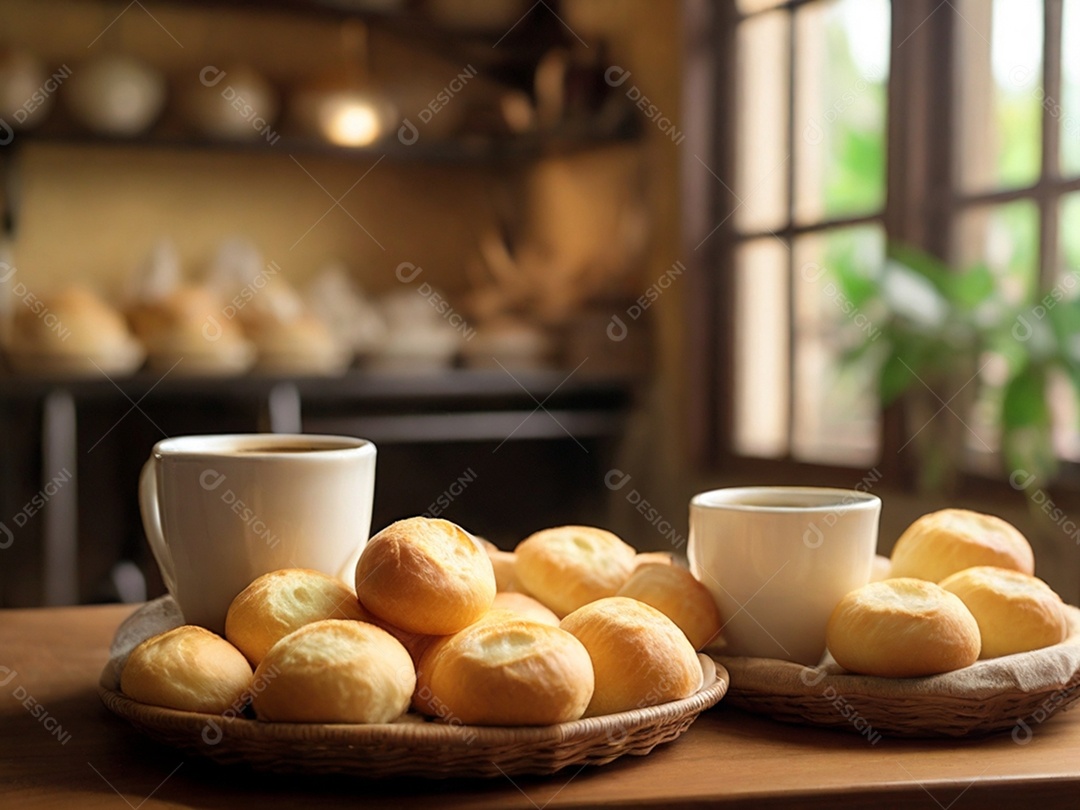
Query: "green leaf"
1001 364 1049 431
950 263 996 310
879 353 918 404
887 244 954 298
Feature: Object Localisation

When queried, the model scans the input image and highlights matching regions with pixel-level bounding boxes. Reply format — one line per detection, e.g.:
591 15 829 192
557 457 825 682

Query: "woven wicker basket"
99 655 727 778
715 605 1080 738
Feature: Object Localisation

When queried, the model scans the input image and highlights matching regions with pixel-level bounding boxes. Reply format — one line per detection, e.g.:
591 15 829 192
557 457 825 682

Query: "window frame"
684 0 1080 495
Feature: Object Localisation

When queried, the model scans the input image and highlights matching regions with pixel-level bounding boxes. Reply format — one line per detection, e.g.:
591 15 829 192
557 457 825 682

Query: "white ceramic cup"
139 434 376 633
688 486 880 666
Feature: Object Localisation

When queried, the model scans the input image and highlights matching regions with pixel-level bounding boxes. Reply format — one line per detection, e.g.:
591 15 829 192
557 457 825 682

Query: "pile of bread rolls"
826 508 1071 678
121 518 722 726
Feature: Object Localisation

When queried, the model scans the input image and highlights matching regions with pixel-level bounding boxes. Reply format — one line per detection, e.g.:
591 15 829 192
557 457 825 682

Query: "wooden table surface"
3 604 1079 809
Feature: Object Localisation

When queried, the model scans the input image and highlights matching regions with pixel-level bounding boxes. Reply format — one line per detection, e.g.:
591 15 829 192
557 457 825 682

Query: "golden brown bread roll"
414 615 594 725
616 563 722 651
826 578 981 677
355 517 496 635
489 548 522 592
514 525 637 617
225 568 370 665
120 625 252 713
634 551 676 569
939 566 1069 658
870 554 892 582
889 509 1034 582
13 286 134 355
251 619 414 723
492 591 560 626
560 596 702 716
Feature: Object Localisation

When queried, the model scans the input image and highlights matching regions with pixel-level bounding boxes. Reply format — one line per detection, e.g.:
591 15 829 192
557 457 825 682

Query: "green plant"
834 244 1080 493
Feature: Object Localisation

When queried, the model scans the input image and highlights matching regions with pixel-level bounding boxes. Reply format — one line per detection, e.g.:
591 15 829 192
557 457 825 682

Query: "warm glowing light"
317 94 383 147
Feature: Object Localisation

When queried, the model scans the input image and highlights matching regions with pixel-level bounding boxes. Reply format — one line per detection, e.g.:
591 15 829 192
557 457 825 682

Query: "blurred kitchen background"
3 0 1080 607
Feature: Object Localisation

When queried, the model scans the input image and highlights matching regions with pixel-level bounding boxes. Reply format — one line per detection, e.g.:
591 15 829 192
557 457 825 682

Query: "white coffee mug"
140 434 376 633
688 486 880 666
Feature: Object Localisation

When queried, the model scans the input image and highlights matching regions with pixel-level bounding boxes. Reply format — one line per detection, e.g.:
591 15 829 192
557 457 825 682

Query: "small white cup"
139 434 376 633
689 486 880 666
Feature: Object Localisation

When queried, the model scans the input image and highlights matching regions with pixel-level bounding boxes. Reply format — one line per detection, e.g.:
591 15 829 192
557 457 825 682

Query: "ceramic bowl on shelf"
64 54 166 137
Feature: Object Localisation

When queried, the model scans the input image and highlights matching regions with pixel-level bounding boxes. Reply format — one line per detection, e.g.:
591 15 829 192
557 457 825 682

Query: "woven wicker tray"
713 605 1080 739
98 599 728 778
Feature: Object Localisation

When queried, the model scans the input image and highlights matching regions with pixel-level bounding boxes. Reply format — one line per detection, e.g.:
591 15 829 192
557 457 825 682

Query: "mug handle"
139 457 177 596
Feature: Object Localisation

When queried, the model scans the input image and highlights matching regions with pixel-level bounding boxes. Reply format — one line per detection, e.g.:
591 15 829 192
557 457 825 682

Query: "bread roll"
492 591 560 626
515 526 636 617
889 509 1034 582
560 596 702 716
940 566 1069 658
251 620 414 723
489 549 522 592
616 564 722 650
129 285 245 353
414 615 593 725
826 578 981 677
870 554 892 582
225 568 370 665
634 551 676 569
120 625 252 713
13 286 133 354
355 517 496 635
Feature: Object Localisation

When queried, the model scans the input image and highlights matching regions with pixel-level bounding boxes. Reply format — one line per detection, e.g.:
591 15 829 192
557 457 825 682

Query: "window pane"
794 0 890 223
738 0 788 14
1063 193 1080 273
955 0 1044 192
791 225 883 464
954 201 1040 464
1064 0 1080 176
955 199 1040 305
733 239 790 457
735 11 790 233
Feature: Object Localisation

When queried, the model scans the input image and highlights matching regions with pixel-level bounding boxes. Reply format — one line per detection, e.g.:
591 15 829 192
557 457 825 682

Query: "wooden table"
3 604 1079 809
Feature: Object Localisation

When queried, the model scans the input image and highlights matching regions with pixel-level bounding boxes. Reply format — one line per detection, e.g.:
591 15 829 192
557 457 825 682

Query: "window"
689 0 1080 481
